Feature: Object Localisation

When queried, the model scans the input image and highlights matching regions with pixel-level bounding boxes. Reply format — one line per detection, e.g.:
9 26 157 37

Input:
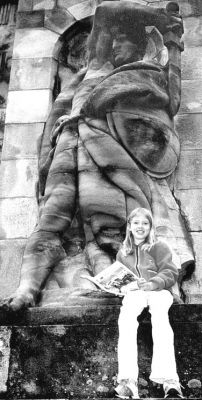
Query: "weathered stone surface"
182 47 202 81
7 324 119 399
175 150 202 189
0 306 201 398
191 233 202 280
182 281 202 304
9 58 57 91
188 379 202 389
183 16 202 47
58 0 88 9
33 0 56 10
175 189 202 231
45 8 76 34
0 159 38 198
18 0 33 12
6 90 52 124
13 28 60 59
2 123 44 160
148 0 202 18
68 0 96 20
0 239 26 299
16 10 45 29
173 321 202 393
0 327 11 393
0 197 38 239
0 13 17 153
179 80 202 114
1 304 202 326
126 0 147 4
182 232 202 303
175 113 202 150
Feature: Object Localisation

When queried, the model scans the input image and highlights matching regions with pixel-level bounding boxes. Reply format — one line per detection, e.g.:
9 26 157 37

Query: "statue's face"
112 33 139 67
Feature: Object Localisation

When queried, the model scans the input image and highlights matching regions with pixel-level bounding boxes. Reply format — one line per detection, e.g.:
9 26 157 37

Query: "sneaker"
115 379 139 399
163 379 184 398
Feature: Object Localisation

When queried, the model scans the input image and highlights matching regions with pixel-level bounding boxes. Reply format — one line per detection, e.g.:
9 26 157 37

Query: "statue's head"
88 12 147 67
111 24 147 67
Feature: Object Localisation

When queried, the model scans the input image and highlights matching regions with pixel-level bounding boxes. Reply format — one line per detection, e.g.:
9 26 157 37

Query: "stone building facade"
0 0 18 157
0 1 202 398
0 0 202 303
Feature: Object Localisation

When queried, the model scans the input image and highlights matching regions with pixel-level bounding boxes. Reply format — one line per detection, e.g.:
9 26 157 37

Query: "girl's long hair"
122 208 156 256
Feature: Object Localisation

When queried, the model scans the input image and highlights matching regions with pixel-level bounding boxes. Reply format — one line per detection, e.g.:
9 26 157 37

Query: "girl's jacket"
116 240 178 291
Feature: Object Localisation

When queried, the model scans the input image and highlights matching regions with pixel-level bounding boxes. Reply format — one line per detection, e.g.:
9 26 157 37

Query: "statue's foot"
0 290 35 312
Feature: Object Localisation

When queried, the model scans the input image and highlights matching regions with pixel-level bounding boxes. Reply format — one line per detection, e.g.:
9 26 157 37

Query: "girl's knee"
123 292 146 308
149 290 173 313
119 291 146 321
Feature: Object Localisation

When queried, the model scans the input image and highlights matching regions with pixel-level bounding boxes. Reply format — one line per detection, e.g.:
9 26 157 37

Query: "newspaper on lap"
81 261 138 296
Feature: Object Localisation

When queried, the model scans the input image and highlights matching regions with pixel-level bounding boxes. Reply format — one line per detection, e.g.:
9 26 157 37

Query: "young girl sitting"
115 208 183 399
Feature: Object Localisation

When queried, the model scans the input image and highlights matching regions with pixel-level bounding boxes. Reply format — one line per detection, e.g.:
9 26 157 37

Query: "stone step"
0 303 201 399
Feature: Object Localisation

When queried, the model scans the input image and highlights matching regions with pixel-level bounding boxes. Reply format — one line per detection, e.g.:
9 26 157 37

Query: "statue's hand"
156 2 183 38
50 115 71 146
157 12 183 37
50 114 79 147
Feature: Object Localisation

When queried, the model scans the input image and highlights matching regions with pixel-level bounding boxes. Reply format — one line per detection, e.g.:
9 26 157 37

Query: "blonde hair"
122 208 156 256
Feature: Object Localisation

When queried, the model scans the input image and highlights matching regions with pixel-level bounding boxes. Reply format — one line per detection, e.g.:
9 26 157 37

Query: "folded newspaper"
81 260 138 296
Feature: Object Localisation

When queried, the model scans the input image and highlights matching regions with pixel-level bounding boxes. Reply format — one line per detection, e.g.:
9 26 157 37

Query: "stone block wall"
0 1 18 158
0 0 202 302
172 0 202 302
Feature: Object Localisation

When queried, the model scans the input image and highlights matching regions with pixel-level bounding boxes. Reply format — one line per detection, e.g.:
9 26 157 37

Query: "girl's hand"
140 282 154 291
139 281 159 291
137 278 147 289
120 281 138 294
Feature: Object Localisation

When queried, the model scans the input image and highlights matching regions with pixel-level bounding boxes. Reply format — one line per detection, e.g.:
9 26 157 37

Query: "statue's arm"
94 1 182 35
37 68 86 197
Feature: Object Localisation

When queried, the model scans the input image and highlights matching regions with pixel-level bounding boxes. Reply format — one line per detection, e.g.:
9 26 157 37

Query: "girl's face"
129 214 151 244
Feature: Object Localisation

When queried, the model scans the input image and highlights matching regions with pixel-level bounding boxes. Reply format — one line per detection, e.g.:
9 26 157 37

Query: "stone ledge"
0 306 201 399
0 303 202 326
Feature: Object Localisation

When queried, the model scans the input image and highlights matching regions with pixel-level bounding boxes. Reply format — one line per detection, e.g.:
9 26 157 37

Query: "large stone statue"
3 1 194 310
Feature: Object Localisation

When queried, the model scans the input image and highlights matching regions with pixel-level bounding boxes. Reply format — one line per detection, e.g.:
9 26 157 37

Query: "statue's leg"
4 126 77 311
78 129 127 275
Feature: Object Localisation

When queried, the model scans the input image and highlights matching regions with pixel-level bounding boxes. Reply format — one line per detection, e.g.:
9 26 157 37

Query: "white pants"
117 290 179 384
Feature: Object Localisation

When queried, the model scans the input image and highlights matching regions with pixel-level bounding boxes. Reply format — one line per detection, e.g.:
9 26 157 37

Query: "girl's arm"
116 250 139 293
147 241 179 290
116 249 123 264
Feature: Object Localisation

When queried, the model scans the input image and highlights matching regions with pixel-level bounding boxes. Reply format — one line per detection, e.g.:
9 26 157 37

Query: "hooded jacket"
116 240 178 291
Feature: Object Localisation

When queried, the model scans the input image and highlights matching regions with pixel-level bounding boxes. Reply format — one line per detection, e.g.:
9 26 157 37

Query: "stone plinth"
0 304 202 399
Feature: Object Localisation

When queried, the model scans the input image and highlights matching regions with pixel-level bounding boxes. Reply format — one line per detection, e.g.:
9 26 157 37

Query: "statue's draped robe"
39 60 193 276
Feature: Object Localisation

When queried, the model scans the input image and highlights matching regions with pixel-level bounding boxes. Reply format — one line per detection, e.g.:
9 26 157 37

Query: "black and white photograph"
0 0 201 398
